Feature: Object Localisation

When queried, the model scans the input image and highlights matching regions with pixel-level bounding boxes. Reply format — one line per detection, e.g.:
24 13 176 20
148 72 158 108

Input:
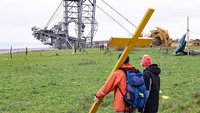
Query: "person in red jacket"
95 53 136 113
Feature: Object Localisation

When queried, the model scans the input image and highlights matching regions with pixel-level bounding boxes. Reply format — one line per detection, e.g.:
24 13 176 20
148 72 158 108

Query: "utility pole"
187 16 189 55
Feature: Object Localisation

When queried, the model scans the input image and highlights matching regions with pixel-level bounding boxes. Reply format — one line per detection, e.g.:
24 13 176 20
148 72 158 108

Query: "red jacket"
96 64 136 112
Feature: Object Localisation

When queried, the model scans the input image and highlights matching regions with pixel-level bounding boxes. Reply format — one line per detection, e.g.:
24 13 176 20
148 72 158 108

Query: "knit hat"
141 55 152 67
118 53 129 64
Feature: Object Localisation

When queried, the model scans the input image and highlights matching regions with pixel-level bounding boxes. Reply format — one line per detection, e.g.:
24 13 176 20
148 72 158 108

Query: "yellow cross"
89 8 154 113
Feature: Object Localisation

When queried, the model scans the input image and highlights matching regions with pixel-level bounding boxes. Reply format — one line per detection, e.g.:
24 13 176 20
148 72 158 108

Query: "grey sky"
0 0 200 49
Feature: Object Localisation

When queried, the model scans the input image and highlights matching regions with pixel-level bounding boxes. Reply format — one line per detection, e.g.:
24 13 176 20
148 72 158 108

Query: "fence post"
26 47 28 55
10 46 12 59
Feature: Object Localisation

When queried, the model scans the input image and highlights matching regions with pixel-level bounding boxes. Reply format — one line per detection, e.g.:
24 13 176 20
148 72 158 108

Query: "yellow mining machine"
149 27 172 47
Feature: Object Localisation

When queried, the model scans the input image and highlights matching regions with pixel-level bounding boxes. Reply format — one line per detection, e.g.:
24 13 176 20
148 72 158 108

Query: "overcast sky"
0 0 200 49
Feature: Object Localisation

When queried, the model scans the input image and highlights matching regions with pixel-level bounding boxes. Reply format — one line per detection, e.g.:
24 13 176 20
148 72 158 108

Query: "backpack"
118 69 147 109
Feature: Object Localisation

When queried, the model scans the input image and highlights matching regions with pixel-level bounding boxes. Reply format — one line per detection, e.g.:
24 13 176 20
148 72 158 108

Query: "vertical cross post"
89 8 154 113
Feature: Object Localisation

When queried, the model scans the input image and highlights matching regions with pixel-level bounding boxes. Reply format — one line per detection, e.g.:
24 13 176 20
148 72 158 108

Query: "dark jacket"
143 64 161 113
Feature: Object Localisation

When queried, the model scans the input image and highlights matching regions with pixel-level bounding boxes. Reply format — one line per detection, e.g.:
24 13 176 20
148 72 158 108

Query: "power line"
49 7 64 27
100 0 137 28
44 1 63 28
97 5 132 36
190 30 200 35
55 14 64 24
100 0 148 36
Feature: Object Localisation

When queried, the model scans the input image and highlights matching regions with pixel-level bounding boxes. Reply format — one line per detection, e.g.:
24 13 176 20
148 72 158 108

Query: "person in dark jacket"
140 55 161 113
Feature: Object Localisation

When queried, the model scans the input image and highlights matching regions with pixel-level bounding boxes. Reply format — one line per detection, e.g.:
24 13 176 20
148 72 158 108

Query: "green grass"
0 47 200 113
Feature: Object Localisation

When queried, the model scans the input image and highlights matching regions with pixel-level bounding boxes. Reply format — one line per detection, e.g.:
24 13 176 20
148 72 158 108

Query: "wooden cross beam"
89 8 154 113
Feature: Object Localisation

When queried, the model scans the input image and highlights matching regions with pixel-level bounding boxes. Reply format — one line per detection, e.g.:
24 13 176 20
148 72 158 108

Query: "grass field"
0 47 200 113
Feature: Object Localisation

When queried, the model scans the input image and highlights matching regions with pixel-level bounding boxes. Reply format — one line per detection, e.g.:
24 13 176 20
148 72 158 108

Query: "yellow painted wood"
89 8 154 113
89 102 100 113
133 37 153 46
108 37 130 46
109 37 153 47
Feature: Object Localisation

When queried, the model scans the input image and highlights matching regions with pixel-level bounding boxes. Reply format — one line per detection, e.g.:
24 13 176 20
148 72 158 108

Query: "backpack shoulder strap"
117 86 125 97
118 68 129 79
116 68 126 97
118 68 126 73
119 68 139 74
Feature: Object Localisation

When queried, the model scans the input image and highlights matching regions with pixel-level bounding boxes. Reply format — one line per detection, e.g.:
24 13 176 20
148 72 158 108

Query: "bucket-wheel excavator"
32 0 98 50
149 27 172 47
